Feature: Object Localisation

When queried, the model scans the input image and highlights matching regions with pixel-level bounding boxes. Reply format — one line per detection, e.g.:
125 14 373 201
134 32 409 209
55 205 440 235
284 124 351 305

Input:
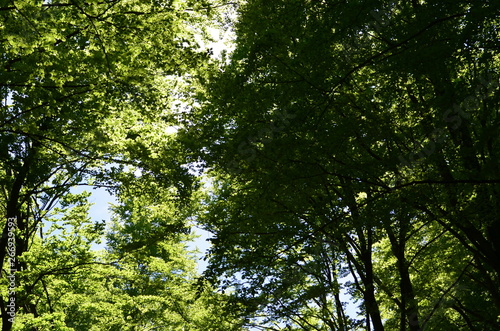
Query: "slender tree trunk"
1 144 37 331
383 218 421 331
361 248 385 331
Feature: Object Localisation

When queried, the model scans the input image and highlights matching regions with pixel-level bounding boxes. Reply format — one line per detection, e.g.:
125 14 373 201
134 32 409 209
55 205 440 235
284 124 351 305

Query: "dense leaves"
0 0 241 330
189 0 500 330
2 0 500 330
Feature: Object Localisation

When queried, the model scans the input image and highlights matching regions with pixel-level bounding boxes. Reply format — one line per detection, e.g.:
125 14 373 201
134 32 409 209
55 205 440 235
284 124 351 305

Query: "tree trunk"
1 144 37 331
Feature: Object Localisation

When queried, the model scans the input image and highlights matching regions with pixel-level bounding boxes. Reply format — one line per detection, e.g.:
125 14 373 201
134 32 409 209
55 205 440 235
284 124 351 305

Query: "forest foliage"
0 0 242 330
1 0 500 330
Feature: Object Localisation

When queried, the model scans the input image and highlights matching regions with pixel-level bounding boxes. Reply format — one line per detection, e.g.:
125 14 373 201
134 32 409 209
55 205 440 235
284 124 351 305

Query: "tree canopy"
0 0 242 330
187 0 500 330
2 0 500 330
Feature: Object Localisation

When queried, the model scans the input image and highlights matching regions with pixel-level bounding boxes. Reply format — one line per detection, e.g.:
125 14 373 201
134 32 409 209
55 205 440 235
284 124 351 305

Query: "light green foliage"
0 0 242 330
13 197 240 330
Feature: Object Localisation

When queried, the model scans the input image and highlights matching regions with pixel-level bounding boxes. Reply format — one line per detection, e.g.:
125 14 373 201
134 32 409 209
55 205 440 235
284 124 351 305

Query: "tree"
188 0 500 329
0 0 238 329
7 189 243 330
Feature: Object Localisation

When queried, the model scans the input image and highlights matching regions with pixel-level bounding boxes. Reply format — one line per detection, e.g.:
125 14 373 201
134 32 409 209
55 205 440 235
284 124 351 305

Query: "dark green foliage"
189 0 500 329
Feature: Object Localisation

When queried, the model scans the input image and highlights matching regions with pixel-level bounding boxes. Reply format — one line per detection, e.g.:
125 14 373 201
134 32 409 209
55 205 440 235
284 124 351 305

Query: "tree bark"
1 143 37 331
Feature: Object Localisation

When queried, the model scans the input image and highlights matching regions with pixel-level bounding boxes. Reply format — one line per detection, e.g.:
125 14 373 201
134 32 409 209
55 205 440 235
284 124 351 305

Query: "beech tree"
3 0 500 330
0 0 241 330
188 0 500 330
